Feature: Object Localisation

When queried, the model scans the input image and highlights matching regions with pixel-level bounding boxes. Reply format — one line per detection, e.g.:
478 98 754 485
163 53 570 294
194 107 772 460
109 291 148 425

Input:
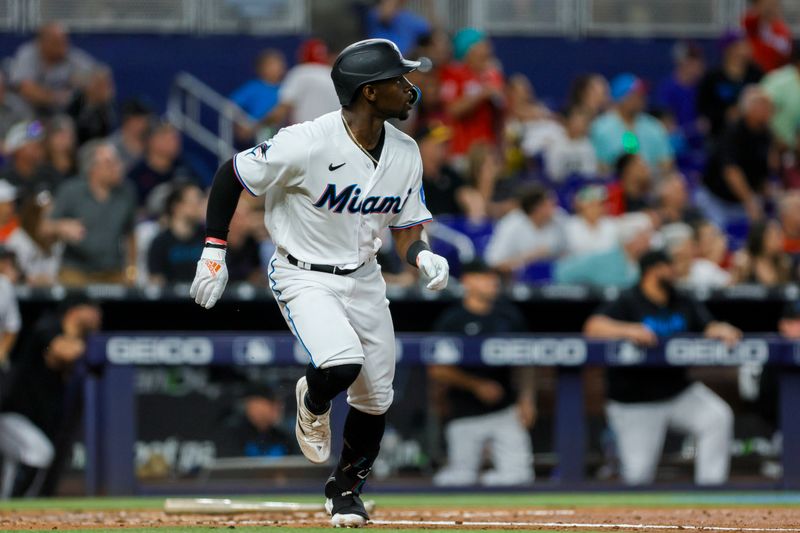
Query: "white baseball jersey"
233 110 432 269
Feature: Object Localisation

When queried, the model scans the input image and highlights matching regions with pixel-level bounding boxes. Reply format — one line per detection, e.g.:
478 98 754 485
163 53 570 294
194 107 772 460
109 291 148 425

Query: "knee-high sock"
327 407 385 495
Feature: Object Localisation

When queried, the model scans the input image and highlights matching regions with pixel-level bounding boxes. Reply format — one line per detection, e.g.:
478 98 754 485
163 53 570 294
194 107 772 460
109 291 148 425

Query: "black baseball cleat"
324 478 369 528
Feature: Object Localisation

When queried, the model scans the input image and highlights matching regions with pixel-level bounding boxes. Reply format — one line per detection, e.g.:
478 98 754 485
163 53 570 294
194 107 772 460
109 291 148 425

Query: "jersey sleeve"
389 159 433 230
232 127 304 196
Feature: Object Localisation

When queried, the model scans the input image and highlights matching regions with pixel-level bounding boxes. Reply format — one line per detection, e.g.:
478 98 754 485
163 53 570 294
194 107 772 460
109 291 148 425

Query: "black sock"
327 408 386 496
304 363 362 415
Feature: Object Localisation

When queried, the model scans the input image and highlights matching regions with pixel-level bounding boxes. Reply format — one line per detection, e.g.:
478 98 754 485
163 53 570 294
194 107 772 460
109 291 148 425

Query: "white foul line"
370 519 800 532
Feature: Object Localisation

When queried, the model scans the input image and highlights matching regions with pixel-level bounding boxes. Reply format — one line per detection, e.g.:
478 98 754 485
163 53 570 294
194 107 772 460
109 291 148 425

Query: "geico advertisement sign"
664 338 769 365
482 338 586 365
107 337 214 365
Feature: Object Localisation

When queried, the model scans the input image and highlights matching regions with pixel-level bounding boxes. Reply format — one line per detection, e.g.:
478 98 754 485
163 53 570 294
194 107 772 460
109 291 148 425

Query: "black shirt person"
584 250 740 486
429 259 535 486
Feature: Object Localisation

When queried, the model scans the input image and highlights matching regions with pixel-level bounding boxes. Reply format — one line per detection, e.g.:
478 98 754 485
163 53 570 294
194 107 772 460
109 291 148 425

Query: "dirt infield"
2 506 799 531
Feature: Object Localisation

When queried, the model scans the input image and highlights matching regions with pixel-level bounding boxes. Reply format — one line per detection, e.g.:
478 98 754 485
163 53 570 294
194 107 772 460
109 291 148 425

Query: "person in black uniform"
0 295 101 497
219 384 296 458
429 259 535 486
584 250 741 485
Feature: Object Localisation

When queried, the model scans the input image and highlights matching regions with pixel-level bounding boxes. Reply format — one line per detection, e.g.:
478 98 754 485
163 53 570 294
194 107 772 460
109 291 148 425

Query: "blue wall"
0 33 723 114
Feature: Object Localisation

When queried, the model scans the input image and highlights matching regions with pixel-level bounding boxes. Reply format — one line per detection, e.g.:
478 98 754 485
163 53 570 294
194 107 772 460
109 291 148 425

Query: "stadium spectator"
50 140 136 285
413 27 453 69
219 384 295 458
127 121 192 204
405 67 446 136
66 64 116 144
662 222 731 289
11 192 62 286
133 183 171 287
0 181 61 286
606 153 653 216
655 42 706 132
430 259 534 486
365 0 431 56
508 75 561 164
656 171 702 225
590 73 674 174
779 191 800 255
463 143 502 219
8 22 95 116
230 49 286 122
683 221 734 289
694 219 732 269
484 184 565 273
265 38 339 126
554 212 652 288
440 28 505 157
229 49 286 145
0 73 31 142
0 295 101 497
742 0 793 73
584 250 739 485
697 30 763 139
732 219 792 285
147 183 205 285
417 123 466 216
564 185 618 257
108 99 152 174
44 115 77 179
543 107 598 182
760 45 800 150
0 246 20 369
566 73 609 119
225 198 268 285
0 121 60 200
698 86 774 227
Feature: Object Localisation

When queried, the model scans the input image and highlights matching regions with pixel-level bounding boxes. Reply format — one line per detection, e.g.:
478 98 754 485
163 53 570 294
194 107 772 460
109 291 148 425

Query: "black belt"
287 254 364 276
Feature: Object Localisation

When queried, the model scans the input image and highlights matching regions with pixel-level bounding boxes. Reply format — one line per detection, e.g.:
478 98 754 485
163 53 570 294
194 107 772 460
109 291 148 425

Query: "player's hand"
189 247 228 309
474 379 504 405
625 324 658 347
416 250 449 291
705 321 742 347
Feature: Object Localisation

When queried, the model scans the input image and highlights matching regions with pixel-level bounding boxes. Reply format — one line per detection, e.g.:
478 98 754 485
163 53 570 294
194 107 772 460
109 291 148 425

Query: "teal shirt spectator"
554 245 639 288
590 110 674 170
230 80 280 121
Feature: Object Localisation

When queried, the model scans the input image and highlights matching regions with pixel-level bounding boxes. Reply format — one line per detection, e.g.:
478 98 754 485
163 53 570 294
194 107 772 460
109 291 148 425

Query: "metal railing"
0 0 797 37
166 71 251 167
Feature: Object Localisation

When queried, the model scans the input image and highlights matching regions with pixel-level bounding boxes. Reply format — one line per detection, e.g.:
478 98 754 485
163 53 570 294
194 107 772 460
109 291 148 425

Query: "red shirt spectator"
440 28 504 156
742 0 792 72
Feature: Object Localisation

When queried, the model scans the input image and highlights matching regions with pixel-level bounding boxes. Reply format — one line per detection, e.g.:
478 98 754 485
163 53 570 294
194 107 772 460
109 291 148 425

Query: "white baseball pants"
268 253 396 415
0 413 55 498
606 382 733 486
434 405 534 486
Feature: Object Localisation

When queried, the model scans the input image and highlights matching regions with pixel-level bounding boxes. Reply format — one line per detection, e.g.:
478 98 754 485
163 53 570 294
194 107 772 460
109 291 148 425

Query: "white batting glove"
189 247 229 309
417 250 449 291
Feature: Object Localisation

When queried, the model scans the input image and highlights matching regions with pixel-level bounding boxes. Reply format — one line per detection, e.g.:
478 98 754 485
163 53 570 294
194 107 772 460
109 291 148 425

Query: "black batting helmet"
331 39 421 106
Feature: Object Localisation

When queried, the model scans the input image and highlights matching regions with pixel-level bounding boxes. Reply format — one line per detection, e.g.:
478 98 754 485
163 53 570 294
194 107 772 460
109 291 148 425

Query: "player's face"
370 75 415 120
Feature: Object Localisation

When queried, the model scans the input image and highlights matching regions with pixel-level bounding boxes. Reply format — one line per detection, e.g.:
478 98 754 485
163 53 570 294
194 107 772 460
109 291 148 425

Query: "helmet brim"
369 59 421 83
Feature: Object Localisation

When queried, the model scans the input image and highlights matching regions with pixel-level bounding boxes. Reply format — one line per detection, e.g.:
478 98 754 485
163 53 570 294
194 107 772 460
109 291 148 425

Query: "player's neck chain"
341 114 380 166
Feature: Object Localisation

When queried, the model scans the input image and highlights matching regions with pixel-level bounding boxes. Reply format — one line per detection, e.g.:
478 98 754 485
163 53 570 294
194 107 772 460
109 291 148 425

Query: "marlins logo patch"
248 142 270 159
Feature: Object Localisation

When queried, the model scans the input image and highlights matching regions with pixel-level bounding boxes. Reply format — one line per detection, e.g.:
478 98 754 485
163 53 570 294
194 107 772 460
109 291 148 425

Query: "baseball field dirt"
1 492 798 532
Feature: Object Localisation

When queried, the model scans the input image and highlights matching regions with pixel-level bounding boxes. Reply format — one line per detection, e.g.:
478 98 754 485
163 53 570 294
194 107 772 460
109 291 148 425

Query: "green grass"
1 493 798 532
1 492 799 512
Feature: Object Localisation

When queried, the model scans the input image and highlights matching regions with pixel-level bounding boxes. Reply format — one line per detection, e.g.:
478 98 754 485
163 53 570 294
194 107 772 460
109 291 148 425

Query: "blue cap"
453 28 486 61
610 73 646 102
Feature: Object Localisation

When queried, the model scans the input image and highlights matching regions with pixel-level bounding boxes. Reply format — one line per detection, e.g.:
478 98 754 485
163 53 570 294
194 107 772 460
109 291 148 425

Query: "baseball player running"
190 39 449 527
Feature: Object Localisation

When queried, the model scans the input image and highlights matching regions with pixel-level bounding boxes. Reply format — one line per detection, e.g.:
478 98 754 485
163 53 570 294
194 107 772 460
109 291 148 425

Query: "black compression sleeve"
205 158 244 241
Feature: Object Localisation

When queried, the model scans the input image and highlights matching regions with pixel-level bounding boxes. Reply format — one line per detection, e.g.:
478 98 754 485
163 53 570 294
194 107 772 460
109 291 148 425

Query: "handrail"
167 71 253 166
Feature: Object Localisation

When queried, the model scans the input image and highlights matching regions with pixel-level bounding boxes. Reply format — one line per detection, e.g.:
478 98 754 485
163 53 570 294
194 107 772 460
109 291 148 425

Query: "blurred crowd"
0 2 798 294
0 0 798 494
